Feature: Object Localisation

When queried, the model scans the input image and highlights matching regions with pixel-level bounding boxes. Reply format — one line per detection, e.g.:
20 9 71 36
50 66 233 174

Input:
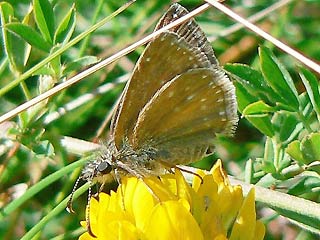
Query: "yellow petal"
230 188 257 240
161 174 178 195
143 176 177 201
254 220 266 240
192 169 207 191
214 234 228 240
217 185 243 229
130 178 158 230
210 159 230 188
175 169 194 205
95 211 132 239
79 232 95 240
144 201 203 240
80 196 100 236
99 220 142 240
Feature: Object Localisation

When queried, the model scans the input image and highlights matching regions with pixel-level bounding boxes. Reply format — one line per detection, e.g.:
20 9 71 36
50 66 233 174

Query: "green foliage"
226 46 320 235
0 0 319 239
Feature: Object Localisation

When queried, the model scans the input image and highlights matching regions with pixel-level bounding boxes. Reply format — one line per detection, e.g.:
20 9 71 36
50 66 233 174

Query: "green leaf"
299 68 320 122
0 3 28 73
255 173 277 187
225 64 267 91
301 132 320 164
262 140 277 173
54 4 76 44
32 66 55 76
287 140 304 163
33 140 55 157
242 100 275 115
287 175 320 195
33 0 54 44
5 22 51 52
242 102 275 137
287 133 320 165
272 112 301 143
49 45 62 78
259 47 299 111
20 6 33 68
234 82 258 112
244 159 254 183
63 56 99 75
225 63 281 105
0 2 13 22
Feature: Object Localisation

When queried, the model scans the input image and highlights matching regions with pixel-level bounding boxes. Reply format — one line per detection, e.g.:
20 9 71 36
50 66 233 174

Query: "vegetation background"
0 0 319 239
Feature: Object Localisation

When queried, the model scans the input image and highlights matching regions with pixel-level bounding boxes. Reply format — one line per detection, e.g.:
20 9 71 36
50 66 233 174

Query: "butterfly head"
80 147 115 184
66 143 116 213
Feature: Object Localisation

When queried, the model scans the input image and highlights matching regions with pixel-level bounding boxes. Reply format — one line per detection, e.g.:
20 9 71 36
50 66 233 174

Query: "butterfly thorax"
80 140 165 184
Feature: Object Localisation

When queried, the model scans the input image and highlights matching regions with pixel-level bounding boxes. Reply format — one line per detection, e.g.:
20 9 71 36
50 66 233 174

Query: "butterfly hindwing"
132 68 237 164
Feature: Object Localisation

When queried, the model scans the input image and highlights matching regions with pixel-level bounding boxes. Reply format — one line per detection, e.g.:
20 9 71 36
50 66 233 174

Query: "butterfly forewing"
112 32 212 149
132 68 237 165
154 3 218 67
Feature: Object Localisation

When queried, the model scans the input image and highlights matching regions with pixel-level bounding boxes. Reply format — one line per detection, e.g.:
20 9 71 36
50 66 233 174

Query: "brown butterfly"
67 3 238 236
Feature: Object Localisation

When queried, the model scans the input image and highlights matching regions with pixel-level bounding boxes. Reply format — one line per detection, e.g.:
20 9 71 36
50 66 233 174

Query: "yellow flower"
79 160 265 240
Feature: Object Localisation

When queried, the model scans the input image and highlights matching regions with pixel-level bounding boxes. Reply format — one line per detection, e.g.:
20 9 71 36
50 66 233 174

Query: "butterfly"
67 2 238 236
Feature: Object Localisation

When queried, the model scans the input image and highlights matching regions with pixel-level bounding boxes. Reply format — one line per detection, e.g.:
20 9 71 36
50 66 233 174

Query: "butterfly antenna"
66 176 81 213
86 182 97 238
175 165 204 184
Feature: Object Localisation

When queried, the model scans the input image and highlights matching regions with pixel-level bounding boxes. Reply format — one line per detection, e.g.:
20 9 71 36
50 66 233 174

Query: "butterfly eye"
97 161 112 175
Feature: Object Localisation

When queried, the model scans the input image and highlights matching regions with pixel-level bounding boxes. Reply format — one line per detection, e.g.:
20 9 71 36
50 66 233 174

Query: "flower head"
79 160 265 240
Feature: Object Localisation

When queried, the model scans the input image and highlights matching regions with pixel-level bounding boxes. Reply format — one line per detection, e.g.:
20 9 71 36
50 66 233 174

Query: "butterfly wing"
111 33 212 149
111 4 222 150
132 68 237 165
111 3 238 162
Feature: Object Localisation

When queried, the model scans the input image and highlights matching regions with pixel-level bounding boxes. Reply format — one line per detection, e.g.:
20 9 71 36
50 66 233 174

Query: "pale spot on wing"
217 98 223 103
168 91 174 98
185 86 190 91
202 75 207 79
219 111 226 116
173 106 180 112
145 57 151 62
188 56 194 60
209 82 216 87
177 47 181 51
205 122 211 127
200 98 207 102
187 95 194 100
200 105 207 110
160 35 166 41
216 89 222 94
183 51 186 55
